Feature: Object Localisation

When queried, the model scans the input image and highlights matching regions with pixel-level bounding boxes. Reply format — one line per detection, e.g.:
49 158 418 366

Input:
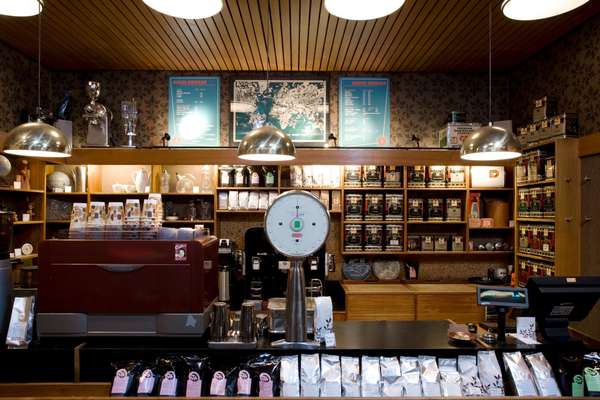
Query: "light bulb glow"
502 0 589 21
460 151 521 161
4 149 71 158
238 154 295 162
142 0 222 19
0 0 42 17
324 0 405 20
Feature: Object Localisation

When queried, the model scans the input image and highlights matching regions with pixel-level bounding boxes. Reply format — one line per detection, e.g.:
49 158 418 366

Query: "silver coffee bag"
503 351 538 397
419 355 441 397
281 355 300 397
361 356 381 397
341 356 361 397
380 356 403 397
525 352 562 397
400 356 422 397
301 353 320 397
457 355 484 396
321 354 342 397
438 358 461 397
477 351 505 396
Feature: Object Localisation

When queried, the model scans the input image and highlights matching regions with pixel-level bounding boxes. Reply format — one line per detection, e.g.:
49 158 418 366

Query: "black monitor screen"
477 286 529 308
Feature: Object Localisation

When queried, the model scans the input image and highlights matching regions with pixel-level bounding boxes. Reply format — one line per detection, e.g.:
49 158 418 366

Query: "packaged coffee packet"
503 351 538 396
156 356 183 397
380 356 403 397
321 354 342 397
301 353 321 397
137 363 160 396
525 352 561 396
209 362 231 397
419 355 441 396
400 356 422 397
110 360 142 397
584 352 600 397
5 296 35 349
438 358 461 397
557 353 584 397
457 355 484 396
236 368 253 397
341 356 361 397
477 351 504 396
181 355 209 398
361 356 381 397
281 355 300 397
247 353 280 397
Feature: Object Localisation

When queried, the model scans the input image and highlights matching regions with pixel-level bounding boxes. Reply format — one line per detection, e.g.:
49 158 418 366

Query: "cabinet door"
577 155 600 340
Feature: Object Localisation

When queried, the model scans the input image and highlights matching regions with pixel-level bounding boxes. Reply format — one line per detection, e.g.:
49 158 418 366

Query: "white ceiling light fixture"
461 3 521 162
142 0 222 19
3 0 71 158
0 0 42 17
325 0 405 20
502 0 589 21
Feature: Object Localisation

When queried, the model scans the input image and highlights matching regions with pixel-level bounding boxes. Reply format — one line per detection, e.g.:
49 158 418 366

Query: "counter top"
341 283 478 294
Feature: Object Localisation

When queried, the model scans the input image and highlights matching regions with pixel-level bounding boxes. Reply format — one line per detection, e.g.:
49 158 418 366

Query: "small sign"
175 243 188 261
144 186 150 193
193 186 200 193
64 185 72 193
21 214 30 222
14 248 22 257
13 181 21 189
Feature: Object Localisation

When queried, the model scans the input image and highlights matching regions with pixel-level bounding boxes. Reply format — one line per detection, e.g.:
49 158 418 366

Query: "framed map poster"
339 77 391 147
232 79 327 144
168 76 220 147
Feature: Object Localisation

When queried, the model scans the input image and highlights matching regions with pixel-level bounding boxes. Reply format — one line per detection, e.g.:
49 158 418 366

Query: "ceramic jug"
132 168 150 193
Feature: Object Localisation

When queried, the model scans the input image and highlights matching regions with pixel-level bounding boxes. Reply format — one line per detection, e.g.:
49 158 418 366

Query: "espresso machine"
0 211 15 338
243 227 327 301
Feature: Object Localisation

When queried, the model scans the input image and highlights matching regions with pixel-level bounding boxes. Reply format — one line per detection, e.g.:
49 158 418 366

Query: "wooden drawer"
416 293 483 323
346 293 415 320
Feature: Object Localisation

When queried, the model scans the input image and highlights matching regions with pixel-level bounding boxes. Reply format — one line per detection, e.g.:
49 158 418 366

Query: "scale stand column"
272 259 320 349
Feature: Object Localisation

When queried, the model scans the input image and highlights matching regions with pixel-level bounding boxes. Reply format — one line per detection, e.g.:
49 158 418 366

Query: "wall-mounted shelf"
161 220 214 224
10 253 38 261
46 192 88 196
0 187 45 194
14 220 44 225
407 220 466 225
516 179 556 188
517 252 555 262
516 217 555 223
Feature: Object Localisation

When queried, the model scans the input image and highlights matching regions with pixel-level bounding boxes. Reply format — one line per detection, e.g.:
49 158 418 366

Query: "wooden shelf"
216 209 266 213
407 187 465 191
344 187 404 191
160 192 214 196
46 220 70 224
46 192 88 196
516 179 556 188
517 217 555 223
162 219 214 224
407 220 466 224
406 251 512 255
342 251 405 255
10 253 38 261
469 226 514 230
469 187 513 191
281 186 341 190
0 187 44 194
14 220 44 225
216 187 276 191
517 252 555 262
89 192 149 196
343 220 401 225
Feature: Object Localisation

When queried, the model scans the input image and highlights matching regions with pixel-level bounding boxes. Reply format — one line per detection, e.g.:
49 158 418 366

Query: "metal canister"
240 301 256 343
210 302 230 342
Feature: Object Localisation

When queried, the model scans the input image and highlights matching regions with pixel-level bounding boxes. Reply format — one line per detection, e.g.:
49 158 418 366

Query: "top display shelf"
61 148 514 166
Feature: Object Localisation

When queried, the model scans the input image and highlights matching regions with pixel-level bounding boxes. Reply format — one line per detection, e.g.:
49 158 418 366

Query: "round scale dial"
264 190 330 258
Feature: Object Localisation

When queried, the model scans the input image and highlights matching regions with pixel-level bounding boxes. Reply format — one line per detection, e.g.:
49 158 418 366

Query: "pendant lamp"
0 0 41 17
461 4 521 161
3 1 71 158
237 6 295 162
325 0 405 20
142 0 222 19
502 0 589 21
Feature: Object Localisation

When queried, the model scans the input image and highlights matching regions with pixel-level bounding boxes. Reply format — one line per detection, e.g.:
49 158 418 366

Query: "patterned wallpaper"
510 11 600 135
49 70 509 148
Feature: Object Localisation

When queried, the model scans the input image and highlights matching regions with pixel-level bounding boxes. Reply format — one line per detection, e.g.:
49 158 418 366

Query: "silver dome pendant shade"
2 0 71 159
460 4 521 162
238 125 296 162
460 123 521 161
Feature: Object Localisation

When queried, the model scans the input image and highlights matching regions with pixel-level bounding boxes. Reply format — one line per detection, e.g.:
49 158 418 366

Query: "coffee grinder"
263 191 330 349
0 211 15 338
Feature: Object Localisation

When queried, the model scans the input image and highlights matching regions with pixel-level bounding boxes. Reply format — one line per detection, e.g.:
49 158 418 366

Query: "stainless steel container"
240 301 256 342
210 302 230 342
217 266 230 302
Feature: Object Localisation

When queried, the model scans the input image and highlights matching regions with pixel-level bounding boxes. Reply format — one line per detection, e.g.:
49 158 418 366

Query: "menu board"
168 76 220 147
232 79 327 144
339 77 390 147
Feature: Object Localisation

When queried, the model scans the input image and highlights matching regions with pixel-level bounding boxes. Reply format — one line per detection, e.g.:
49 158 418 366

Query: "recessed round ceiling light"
0 0 42 17
142 0 222 19
324 0 405 20
502 0 589 21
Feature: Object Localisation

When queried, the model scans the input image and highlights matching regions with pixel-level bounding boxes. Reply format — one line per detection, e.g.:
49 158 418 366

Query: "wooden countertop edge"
341 282 477 294
578 132 600 157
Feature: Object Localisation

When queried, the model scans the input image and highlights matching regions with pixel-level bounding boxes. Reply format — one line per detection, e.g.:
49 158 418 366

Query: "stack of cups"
124 199 141 239
141 198 160 239
86 201 106 239
105 202 124 239
68 203 88 239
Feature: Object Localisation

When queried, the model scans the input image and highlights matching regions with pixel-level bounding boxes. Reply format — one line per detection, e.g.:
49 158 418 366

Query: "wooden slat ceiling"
0 0 599 72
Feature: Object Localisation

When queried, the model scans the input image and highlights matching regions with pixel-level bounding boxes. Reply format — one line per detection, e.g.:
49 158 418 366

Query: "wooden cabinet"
343 283 484 322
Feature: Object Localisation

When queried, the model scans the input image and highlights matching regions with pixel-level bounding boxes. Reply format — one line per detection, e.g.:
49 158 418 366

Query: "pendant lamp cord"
488 1 492 124
37 0 42 112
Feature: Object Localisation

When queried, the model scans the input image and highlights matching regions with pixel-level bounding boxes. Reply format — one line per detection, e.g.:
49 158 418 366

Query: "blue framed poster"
168 76 220 147
232 79 327 144
339 77 390 147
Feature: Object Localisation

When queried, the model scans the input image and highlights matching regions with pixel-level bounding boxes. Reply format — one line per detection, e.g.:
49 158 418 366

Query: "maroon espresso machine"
36 237 218 337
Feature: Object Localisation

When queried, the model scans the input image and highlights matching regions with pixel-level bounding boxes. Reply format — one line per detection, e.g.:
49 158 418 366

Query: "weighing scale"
264 190 330 349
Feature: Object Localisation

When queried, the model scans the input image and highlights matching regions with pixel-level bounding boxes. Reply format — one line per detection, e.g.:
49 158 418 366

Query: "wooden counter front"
342 283 484 323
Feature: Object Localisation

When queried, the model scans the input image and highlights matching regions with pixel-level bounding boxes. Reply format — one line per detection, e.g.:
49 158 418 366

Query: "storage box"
438 122 481 148
421 235 434 251
385 225 403 251
365 193 384 220
364 224 383 251
533 96 557 122
385 193 403 221
407 166 426 188
470 166 505 188
434 236 448 251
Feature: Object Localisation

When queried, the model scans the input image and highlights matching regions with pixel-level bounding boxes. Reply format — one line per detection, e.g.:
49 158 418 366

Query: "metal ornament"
0 155 11 177
238 125 296 162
